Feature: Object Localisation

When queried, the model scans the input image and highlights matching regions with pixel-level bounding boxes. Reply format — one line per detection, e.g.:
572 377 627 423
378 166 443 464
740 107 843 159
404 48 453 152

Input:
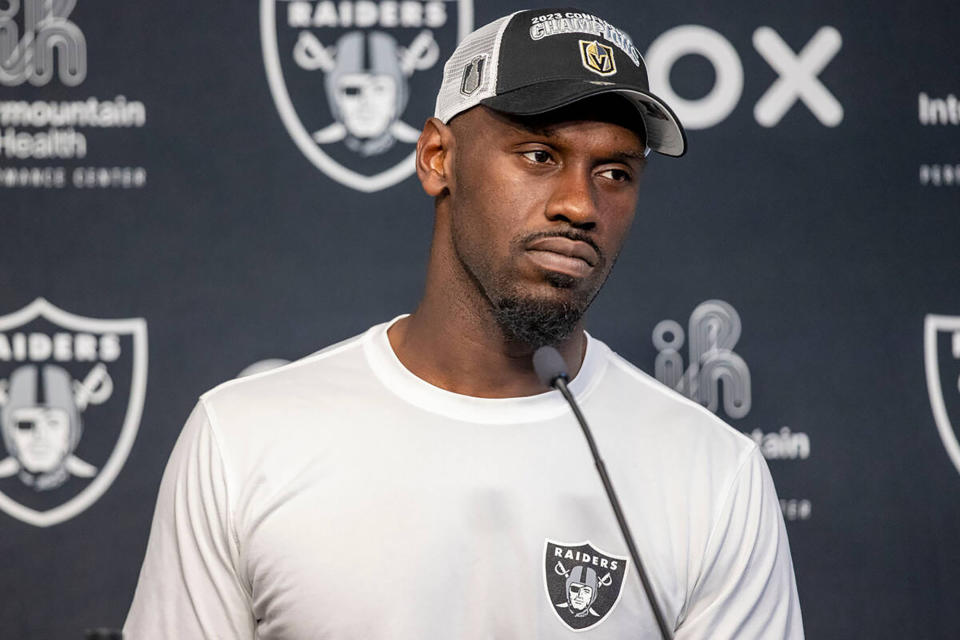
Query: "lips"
527 236 598 265
525 235 599 278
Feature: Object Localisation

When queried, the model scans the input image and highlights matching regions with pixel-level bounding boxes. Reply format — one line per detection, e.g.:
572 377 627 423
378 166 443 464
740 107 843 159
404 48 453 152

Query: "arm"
676 446 804 639
123 401 255 639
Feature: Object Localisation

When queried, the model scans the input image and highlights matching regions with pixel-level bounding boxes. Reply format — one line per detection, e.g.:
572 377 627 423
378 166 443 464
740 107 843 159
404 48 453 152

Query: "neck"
388 220 587 398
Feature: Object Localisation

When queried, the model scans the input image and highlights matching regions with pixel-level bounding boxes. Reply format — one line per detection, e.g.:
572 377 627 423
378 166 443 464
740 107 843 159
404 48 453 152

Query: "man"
125 8 803 638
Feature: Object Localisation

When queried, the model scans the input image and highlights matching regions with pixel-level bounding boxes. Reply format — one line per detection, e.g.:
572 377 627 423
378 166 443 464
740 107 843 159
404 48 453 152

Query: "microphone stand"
552 375 674 640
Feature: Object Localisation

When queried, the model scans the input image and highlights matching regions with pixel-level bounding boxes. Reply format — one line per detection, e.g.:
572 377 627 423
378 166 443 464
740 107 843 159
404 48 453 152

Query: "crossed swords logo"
292 28 439 146
0 363 112 479
553 560 614 617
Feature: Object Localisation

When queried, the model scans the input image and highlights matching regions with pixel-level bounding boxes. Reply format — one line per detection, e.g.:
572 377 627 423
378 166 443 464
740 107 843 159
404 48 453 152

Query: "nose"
544 166 598 230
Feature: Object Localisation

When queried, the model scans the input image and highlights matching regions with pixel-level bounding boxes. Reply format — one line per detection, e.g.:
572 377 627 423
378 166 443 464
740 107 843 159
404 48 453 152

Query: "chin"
544 271 577 289
489 282 593 348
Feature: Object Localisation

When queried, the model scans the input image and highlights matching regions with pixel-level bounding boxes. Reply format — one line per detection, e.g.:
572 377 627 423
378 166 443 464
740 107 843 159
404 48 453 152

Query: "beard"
491 291 584 349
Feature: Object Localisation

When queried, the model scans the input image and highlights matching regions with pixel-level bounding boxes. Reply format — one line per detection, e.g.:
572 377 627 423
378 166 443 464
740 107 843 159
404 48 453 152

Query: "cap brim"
480 80 687 158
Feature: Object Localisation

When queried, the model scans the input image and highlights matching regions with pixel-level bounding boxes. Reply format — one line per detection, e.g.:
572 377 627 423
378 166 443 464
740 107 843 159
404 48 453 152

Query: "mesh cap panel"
434 13 516 123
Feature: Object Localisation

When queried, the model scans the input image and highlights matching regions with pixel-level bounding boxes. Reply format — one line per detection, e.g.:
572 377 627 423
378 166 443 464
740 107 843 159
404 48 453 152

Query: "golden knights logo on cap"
544 539 629 631
579 39 616 76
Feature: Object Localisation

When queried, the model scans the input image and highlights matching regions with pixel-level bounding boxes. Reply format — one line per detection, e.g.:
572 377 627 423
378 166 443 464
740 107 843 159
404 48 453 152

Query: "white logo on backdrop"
653 299 752 419
0 299 147 526
0 1 149 189
924 314 960 475
261 0 474 193
0 0 86 87
645 25 843 129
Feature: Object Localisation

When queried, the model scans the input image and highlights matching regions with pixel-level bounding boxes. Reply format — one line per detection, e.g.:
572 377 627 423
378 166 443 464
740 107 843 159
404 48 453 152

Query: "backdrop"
3 0 959 637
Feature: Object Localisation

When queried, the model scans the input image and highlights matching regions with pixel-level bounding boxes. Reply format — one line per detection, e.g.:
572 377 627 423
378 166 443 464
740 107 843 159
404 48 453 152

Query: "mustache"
518 230 604 261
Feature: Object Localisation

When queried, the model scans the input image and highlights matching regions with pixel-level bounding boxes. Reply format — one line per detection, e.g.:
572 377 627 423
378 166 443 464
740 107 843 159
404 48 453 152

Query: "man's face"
444 97 645 345
569 582 594 611
7 406 71 472
336 73 398 138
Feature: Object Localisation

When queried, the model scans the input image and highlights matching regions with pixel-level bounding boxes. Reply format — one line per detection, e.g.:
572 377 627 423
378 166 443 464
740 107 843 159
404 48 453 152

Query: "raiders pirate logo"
260 0 474 192
0 299 147 527
544 539 628 631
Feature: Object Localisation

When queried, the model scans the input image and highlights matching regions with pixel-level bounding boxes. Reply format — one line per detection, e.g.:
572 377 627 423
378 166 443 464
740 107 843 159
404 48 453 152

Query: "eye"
521 149 554 164
597 167 632 183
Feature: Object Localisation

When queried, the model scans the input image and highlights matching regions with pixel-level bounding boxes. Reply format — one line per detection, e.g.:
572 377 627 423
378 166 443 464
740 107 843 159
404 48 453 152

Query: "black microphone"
533 346 674 640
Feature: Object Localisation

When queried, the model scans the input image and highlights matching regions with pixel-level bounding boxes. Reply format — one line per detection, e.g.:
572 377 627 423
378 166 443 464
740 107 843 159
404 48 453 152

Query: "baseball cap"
434 8 687 157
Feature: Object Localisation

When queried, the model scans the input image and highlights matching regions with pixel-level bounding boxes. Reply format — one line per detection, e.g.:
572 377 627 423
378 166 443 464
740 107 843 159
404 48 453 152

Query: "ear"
416 117 454 197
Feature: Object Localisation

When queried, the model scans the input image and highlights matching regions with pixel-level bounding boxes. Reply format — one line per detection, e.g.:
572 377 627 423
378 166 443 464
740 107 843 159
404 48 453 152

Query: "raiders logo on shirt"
544 539 628 631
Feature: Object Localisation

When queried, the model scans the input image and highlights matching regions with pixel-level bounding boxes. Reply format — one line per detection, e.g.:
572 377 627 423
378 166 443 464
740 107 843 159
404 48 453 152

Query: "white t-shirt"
124 320 803 639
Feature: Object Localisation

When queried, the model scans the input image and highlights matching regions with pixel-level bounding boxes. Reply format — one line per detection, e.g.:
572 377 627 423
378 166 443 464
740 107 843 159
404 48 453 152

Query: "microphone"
533 346 674 640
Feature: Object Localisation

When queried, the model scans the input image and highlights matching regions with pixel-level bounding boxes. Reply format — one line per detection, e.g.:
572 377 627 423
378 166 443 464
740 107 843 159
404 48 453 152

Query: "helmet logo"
579 39 616 76
296 29 436 156
0 363 109 490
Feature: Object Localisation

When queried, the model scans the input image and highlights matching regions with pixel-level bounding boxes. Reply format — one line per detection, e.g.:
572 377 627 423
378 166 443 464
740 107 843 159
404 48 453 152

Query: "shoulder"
588 336 757 464
588 338 774 565
195 324 389 445
203 330 368 406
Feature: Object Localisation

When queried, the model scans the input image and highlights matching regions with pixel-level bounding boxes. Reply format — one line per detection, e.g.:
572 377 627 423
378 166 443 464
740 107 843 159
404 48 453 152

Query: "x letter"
753 26 843 127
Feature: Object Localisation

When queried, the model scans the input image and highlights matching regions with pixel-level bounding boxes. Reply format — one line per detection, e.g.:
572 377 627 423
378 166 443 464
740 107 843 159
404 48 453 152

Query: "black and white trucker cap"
434 8 687 157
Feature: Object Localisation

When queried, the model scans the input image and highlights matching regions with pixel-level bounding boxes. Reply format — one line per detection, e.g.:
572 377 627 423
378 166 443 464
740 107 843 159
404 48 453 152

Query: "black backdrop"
3 0 959 637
